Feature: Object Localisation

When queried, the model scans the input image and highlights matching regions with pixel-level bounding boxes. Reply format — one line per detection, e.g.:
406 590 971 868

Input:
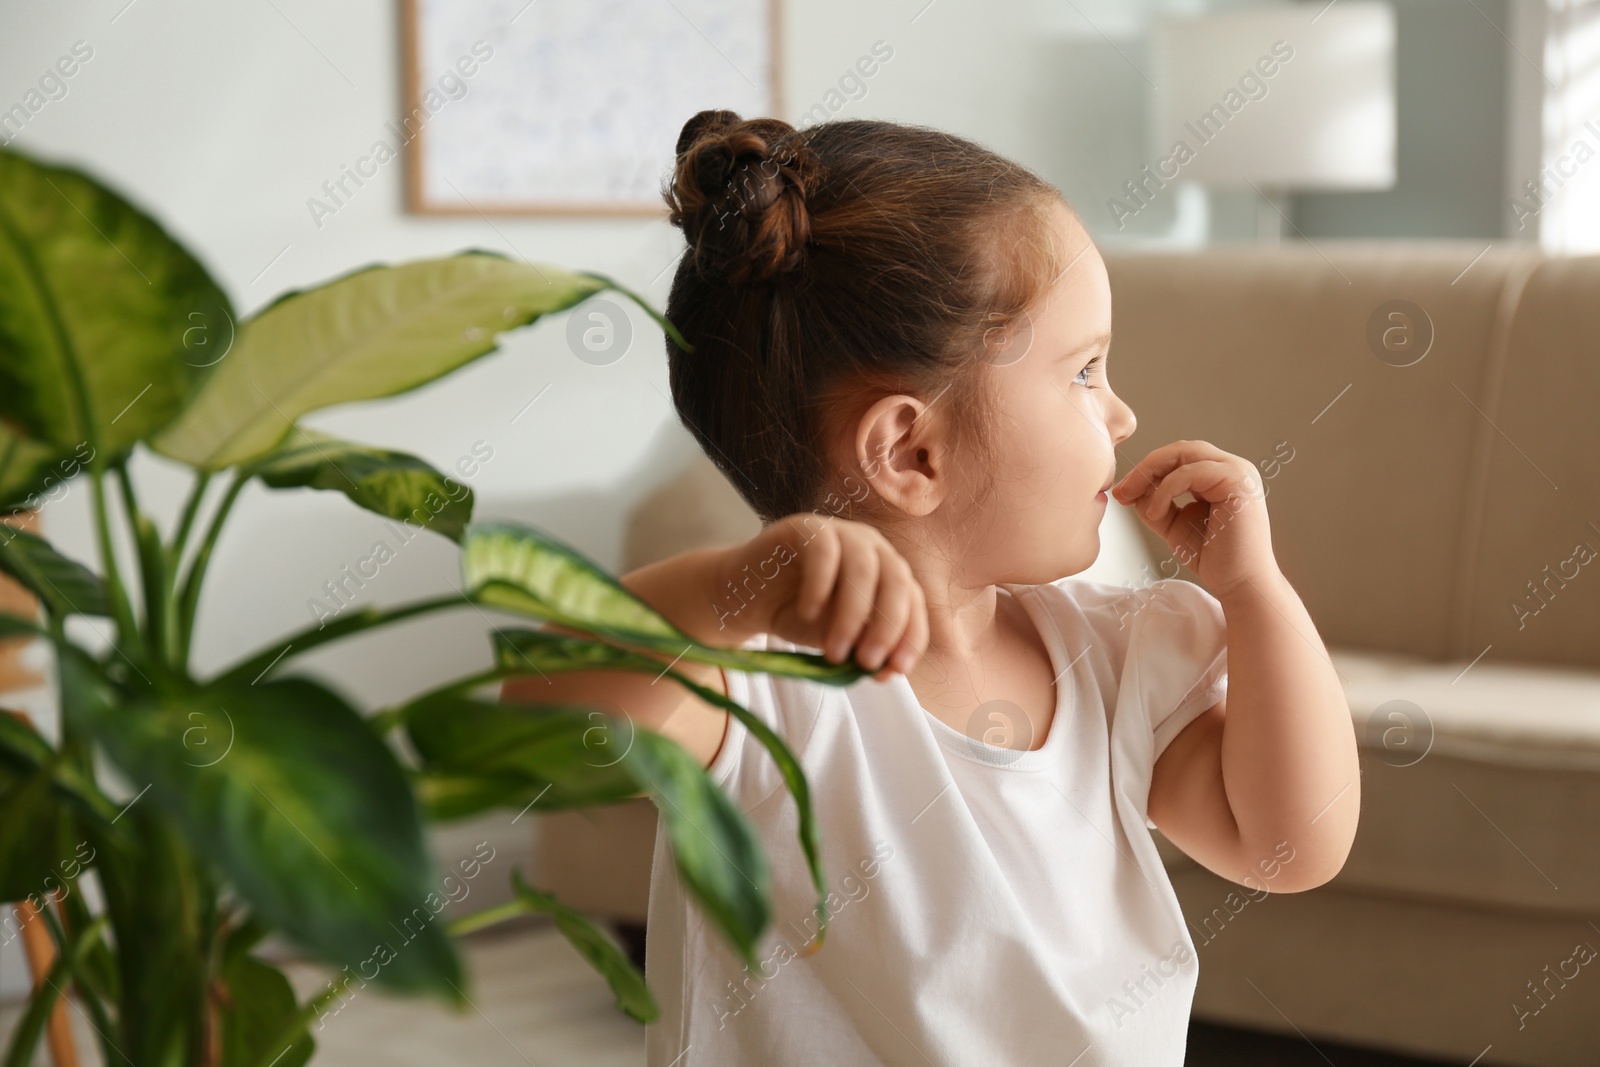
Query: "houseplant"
0 144 863 1066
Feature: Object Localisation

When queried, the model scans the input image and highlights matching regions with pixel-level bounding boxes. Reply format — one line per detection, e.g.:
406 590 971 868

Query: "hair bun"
664 109 822 286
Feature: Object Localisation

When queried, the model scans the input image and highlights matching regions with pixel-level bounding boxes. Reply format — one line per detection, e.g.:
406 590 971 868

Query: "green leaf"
461 520 866 683
0 611 44 641
0 525 108 616
90 808 210 1064
624 724 770 971
75 673 466 1000
406 695 769 969
1 915 108 1067
52 658 200 1062
0 702 121 830
0 146 233 456
56 870 120 1011
0 706 54 766
406 695 641 812
0 421 88 514
491 627 834 953
253 426 472 542
0 681 124 838
0 763 64 902
220 911 272 966
509 868 658 1023
414 771 545 823
218 953 314 1067
149 252 607 469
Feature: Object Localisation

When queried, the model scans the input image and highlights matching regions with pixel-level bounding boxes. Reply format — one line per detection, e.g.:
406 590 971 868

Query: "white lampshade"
1149 2 1397 189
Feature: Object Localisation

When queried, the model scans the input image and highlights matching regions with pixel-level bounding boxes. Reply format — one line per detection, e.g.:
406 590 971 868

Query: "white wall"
2 0 1179 712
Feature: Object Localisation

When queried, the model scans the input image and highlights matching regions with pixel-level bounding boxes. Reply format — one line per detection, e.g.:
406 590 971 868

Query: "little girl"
554 110 1360 1065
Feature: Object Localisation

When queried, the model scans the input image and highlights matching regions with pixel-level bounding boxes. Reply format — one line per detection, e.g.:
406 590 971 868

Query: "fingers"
824 535 880 663
796 522 842 623
879 580 929 681
794 520 927 677
1112 439 1227 504
856 548 913 671
1141 458 1231 524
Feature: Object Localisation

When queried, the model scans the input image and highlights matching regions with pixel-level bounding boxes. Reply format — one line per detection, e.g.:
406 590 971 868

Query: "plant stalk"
170 470 213 562
208 593 468 689
577 270 694 353
446 898 536 938
88 461 143 663
175 469 248 669
115 461 168 669
165 469 213 662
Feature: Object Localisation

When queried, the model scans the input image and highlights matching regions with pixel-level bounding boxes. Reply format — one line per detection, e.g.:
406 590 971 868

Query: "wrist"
1211 565 1292 607
702 541 770 647
614 543 762 651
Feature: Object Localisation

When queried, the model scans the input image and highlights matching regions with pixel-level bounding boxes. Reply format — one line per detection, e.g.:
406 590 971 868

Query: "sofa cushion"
1161 645 1600 917
1172 861 1600 1067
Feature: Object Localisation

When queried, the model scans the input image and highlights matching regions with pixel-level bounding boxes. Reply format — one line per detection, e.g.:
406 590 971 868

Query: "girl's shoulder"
1021 574 1224 638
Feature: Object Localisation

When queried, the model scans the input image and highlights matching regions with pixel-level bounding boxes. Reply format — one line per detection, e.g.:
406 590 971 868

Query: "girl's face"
954 198 1137 584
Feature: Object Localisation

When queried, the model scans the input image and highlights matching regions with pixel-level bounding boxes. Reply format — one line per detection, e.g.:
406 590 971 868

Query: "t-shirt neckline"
900 583 1071 772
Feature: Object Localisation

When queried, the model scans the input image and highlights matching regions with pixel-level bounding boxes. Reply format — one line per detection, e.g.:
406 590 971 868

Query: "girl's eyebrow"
1061 330 1112 359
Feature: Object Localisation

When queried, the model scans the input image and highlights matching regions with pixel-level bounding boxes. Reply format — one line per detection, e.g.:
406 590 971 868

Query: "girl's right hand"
717 513 929 682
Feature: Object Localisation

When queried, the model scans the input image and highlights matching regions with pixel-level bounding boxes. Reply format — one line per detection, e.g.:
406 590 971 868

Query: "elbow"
1267 840 1356 894
1239 781 1361 893
1234 828 1356 895
1266 859 1345 894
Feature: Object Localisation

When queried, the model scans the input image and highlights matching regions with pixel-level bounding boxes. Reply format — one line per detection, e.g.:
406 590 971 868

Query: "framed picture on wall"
399 0 785 217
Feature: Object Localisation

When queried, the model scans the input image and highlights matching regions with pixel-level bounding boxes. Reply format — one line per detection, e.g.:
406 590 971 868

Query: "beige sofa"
531 241 1600 1066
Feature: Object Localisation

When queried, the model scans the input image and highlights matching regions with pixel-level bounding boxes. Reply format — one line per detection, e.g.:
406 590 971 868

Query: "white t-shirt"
644 576 1229 1067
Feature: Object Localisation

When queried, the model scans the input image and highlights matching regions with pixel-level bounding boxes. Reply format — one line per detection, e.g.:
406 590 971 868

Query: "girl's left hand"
1109 439 1278 598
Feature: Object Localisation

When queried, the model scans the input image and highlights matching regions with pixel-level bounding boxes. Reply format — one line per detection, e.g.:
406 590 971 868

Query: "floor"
281 916 641 1067
0 918 1465 1066
1186 1021 1460 1066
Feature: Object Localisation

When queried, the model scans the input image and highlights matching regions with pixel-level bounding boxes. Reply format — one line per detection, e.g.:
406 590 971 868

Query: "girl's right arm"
499 515 929 772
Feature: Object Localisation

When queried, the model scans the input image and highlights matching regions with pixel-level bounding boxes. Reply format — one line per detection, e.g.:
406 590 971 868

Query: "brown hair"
661 109 1066 526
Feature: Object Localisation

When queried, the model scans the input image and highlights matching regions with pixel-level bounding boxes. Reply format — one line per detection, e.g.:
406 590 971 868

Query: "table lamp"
1147 1 1397 241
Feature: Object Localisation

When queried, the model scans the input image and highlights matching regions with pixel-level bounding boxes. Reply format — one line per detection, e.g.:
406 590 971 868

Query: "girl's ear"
853 393 945 518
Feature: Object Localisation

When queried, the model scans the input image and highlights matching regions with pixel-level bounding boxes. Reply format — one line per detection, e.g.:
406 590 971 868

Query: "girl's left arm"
1113 439 1361 893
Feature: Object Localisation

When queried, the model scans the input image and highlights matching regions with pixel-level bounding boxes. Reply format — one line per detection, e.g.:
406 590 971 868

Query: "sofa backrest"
1460 255 1600 668
1102 242 1598 669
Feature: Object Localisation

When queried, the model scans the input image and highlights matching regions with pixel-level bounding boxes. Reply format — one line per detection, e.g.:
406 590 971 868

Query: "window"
1539 0 1600 252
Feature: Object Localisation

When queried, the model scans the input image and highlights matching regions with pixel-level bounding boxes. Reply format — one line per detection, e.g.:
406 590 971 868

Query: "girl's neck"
886 519 1010 662
919 576 1005 665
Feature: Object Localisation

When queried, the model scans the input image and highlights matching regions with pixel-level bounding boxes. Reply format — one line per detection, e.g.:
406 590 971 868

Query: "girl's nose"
1110 397 1136 443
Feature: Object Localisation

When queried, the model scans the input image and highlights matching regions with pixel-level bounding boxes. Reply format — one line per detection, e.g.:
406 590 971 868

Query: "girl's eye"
1073 355 1102 388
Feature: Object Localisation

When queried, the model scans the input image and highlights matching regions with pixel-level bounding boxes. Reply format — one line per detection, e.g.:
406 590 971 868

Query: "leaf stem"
175 468 248 669
166 469 213 660
0 914 108 1067
171 469 213 560
385 665 512 721
576 271 694 353
87 461 142 662
115 461 168 666
446 898 535 938
207 593 468 688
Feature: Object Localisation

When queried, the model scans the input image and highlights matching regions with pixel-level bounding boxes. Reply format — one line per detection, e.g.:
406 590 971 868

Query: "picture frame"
398 0 785 217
